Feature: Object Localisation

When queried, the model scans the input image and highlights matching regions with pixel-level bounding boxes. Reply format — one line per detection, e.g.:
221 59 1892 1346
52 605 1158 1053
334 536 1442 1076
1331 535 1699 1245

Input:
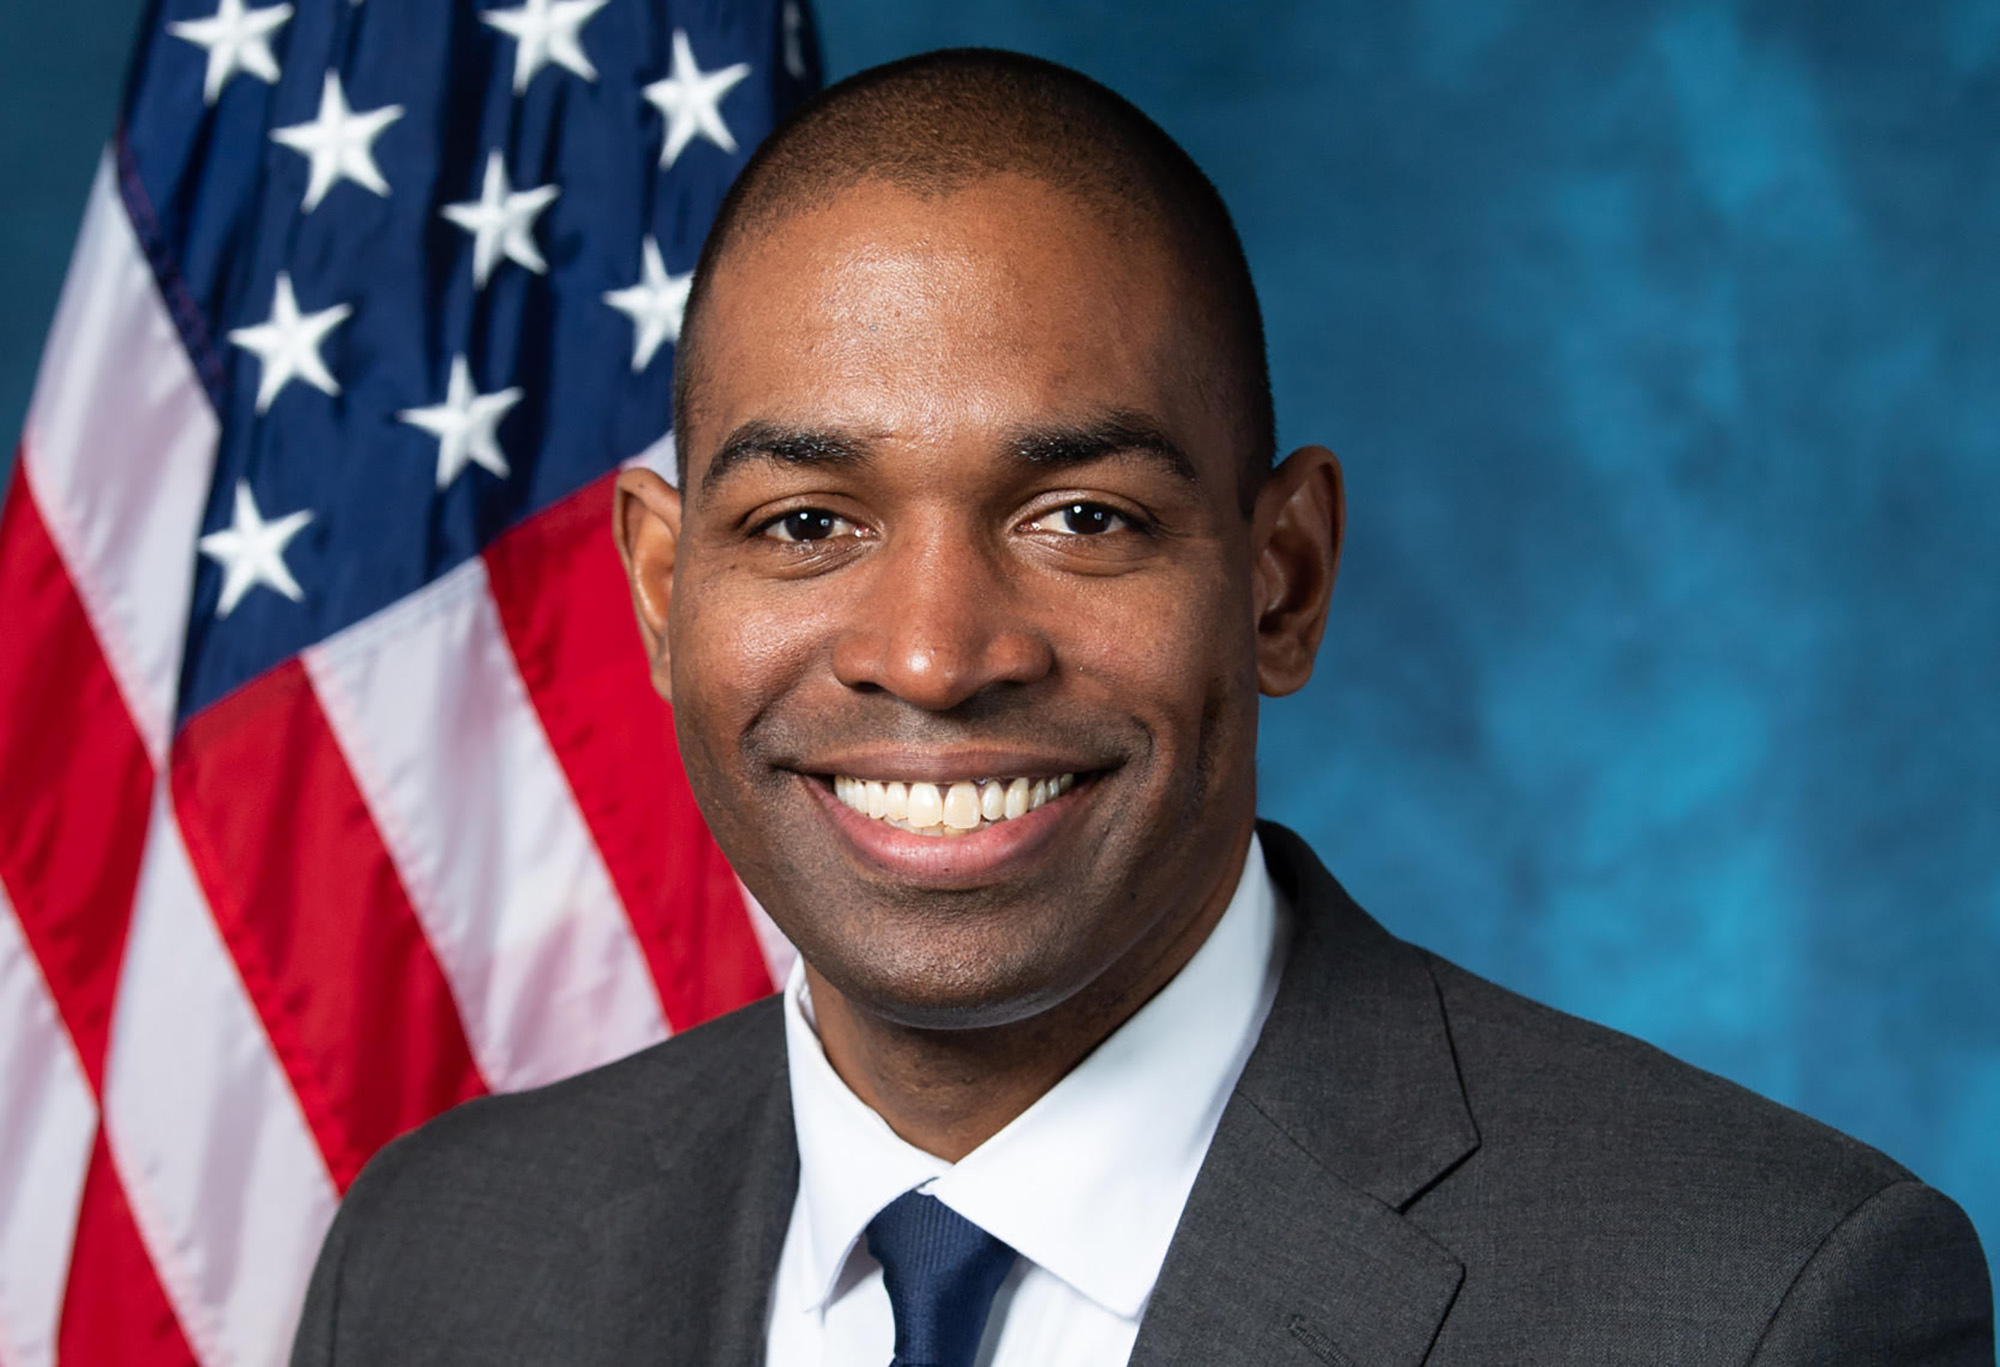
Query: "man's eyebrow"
698 422 872 498
695 414 1198 497
1007 416 1199 485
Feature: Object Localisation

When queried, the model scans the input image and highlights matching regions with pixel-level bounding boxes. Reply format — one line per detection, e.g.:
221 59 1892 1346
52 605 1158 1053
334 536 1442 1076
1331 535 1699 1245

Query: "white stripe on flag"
622 429 678 482
20 154 219 766
104 788 338 1367
303 558 671 1092
0 877 96 1367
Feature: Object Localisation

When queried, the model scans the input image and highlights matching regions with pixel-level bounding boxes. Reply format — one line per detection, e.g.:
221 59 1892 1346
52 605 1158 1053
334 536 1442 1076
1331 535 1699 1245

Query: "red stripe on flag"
0 459 152 1090
170 662 486 1189
484 474 774 1029
57 1130 201 1367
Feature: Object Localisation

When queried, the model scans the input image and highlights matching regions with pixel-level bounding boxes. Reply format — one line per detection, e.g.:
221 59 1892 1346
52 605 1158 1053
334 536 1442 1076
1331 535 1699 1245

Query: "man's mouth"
831 773 1077 836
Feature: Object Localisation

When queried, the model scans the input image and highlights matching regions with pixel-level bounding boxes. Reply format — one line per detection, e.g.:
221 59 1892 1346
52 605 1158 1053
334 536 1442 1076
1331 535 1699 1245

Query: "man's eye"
761 508 856 543
1030 502 1130 536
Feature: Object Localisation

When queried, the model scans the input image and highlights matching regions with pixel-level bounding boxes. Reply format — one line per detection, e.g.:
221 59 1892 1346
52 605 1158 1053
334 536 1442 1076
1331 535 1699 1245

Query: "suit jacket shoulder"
1424 942 1915 1234
1131 823 1992 1367
1418 951 1989 1363
289 996 797 1367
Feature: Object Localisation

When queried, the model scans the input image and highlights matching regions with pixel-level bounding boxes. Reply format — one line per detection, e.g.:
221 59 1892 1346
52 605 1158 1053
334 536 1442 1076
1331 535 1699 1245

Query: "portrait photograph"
0 1 1993 1363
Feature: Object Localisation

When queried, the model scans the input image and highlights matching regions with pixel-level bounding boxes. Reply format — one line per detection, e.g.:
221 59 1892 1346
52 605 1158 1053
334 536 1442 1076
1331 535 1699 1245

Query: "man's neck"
802 830 1252 1161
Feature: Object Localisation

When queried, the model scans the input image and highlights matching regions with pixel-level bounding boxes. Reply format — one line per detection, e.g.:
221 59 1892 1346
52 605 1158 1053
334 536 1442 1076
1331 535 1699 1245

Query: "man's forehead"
708 174 1184 337
684 177 1209 453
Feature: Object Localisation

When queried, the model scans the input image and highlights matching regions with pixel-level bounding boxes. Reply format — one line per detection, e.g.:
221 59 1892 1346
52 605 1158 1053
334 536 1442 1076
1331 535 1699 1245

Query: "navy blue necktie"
865 1191 1019 1367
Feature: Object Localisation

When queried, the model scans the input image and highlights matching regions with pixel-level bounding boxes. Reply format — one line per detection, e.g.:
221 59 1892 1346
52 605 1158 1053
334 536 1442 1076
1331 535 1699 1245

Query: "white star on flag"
227 271 352 412
270 70 404 212
482 0 611 92
603 236 692 371
198 480 314 616
782 1 807 80
398 354 524 487
643 30 752 169
168 0 294 105
442 152 561 288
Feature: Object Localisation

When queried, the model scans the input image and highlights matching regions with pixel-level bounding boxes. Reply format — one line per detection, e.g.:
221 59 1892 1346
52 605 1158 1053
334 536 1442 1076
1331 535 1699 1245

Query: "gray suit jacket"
291 823 1994 1365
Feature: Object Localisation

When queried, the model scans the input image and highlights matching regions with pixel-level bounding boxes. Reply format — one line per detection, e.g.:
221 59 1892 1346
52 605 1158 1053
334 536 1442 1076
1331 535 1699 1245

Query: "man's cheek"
1068 592 1217 705
679 587 784 701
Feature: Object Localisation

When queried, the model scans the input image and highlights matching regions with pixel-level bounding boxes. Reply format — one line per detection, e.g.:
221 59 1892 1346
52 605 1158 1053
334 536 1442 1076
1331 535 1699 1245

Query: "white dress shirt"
765 834 1287 1366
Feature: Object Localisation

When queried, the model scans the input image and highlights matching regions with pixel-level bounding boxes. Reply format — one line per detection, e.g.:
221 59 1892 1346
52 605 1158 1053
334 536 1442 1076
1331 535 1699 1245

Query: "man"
290 50 1992 1366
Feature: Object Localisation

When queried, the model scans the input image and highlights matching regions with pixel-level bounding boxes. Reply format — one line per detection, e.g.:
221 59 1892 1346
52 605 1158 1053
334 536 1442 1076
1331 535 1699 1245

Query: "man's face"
647 175 1276 1030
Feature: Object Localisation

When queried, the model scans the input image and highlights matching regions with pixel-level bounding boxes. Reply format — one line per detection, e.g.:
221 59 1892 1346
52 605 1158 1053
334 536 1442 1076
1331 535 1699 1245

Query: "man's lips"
796 766 1102 888
786 745 1100 785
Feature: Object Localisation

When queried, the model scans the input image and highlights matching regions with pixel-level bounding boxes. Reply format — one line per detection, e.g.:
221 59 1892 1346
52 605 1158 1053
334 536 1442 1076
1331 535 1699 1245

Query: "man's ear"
1249 445 1344 697
613 467 684 702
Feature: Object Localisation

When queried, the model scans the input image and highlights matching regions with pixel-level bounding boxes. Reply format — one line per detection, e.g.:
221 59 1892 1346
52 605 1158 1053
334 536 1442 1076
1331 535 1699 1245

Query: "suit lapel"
1128 1096 1465 1367
681 1071 799 1363
576 1002 800 1366
1129 824 1479 1367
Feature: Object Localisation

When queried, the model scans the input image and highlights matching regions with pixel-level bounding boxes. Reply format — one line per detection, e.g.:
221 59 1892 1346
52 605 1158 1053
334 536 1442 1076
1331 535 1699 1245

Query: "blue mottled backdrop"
7 0 1995 1257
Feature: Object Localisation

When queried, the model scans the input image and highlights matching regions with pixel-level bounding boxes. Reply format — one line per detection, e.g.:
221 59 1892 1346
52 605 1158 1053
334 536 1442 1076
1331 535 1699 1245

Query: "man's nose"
829 528 1054 711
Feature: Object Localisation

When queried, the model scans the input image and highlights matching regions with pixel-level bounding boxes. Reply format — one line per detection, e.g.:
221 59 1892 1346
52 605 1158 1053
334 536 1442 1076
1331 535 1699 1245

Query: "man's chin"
801 932 1104 1034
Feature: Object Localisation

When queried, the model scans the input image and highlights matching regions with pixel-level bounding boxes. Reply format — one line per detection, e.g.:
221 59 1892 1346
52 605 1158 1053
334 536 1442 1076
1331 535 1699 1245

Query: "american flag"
0 0 815 1360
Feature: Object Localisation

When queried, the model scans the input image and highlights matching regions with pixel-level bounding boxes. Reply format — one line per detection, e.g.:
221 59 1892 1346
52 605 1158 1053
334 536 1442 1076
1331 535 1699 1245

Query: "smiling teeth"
834 774 1075 835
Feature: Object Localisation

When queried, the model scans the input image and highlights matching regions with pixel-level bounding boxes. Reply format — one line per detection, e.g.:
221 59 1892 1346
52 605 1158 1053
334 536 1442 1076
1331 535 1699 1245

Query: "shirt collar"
783 832 1286 1321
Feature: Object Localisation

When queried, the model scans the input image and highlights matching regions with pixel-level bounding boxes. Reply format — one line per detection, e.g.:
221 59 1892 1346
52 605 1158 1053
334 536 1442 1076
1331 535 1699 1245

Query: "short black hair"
673 48 1276 501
